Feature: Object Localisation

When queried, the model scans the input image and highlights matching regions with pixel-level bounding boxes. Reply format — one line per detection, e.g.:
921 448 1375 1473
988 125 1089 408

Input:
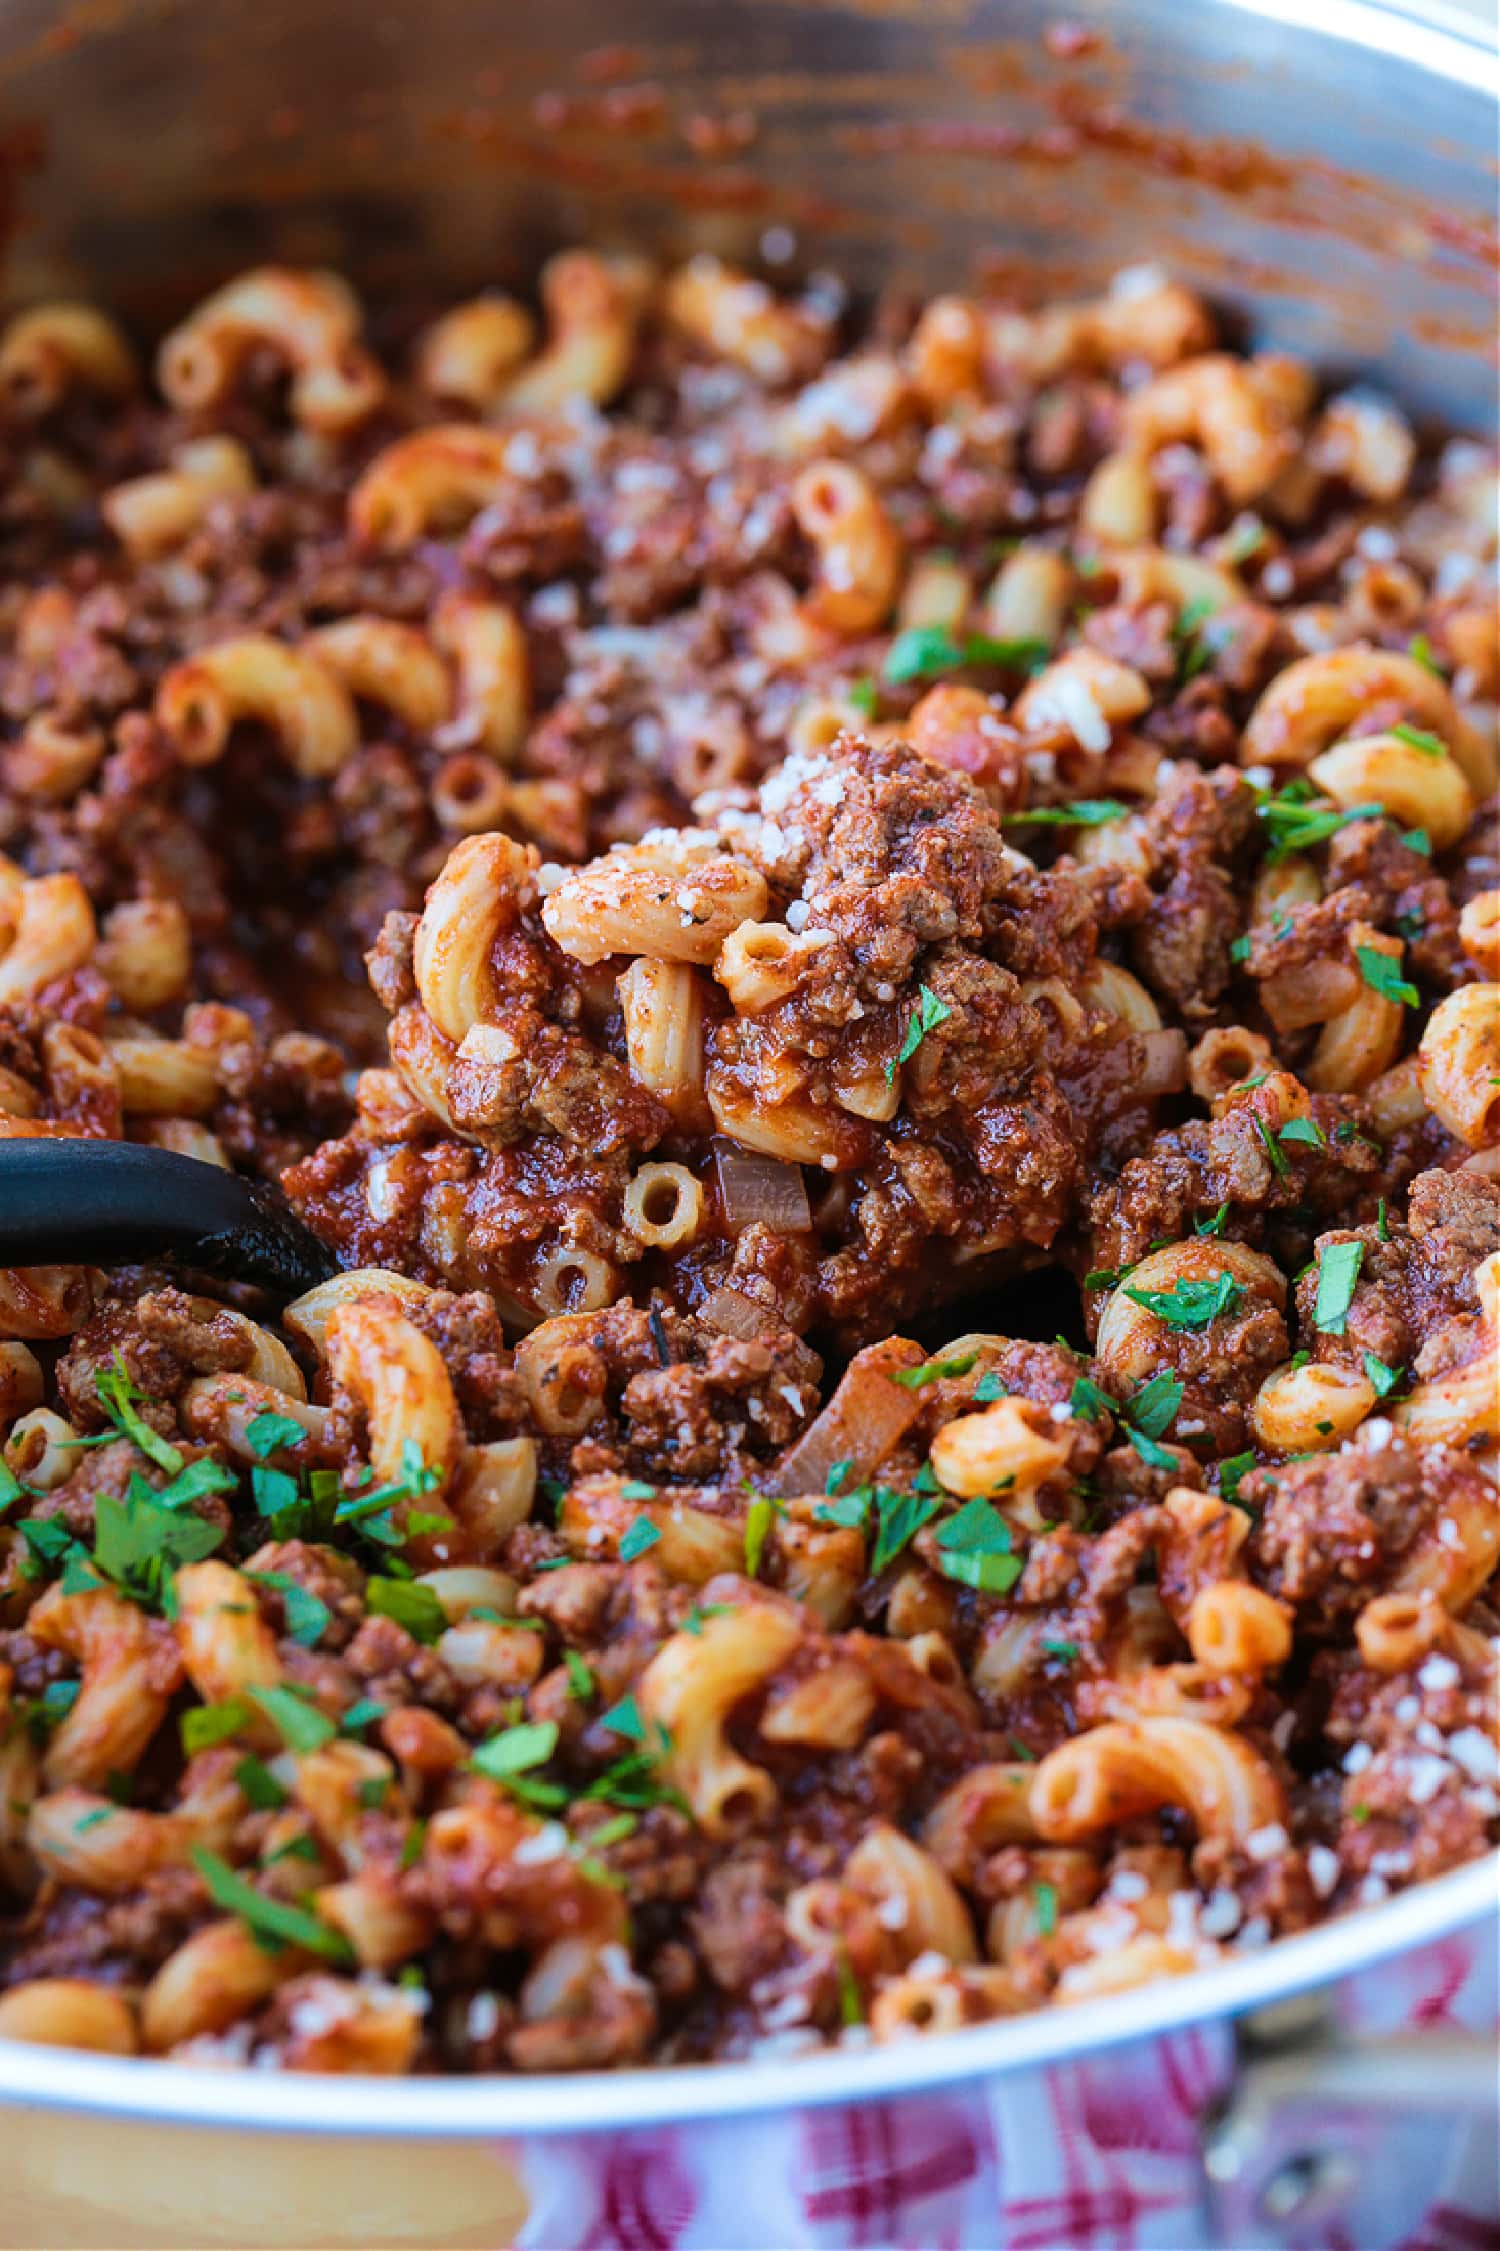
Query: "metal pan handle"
1202 1995 1497 2243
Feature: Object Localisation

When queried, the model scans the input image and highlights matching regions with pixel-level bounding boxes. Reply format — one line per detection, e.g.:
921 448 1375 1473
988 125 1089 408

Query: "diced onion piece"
765 1336 925 1499
696 1286 784 1342
715 1147 812 1236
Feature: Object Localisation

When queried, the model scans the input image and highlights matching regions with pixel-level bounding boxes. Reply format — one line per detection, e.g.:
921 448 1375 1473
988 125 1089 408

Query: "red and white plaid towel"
514 1919 1498 2250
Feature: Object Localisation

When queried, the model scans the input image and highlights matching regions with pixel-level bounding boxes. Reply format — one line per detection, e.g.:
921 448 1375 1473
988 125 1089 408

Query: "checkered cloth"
514 1919 1498 2250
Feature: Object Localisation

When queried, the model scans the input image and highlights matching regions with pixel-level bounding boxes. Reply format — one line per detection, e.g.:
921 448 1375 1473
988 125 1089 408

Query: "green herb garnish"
245 1409 306 1460
933 1497 1022 1594
1389 723 1446 758
619 1515 662 1563
95 1357 182 1474
1218 1453 1256 1513
1126 1371 1183 1439
884 626 1048 684
366 1577 447 1645
192 1847 353 1962
1069 1375 1117 1422
181 1699 250 1755
247 1685 336 1756
245 1570 330 1650
235 1754 288 1810
891 1350 980 1390
1003 799 1126 830
1123 1273 1245 1330
471 1719 565 1809
887 984 953 1084
1355 946 1418 1009
871 1486 943 1576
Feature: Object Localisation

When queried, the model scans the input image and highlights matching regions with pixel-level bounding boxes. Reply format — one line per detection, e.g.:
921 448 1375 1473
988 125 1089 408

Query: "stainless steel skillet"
0 0 1493 2240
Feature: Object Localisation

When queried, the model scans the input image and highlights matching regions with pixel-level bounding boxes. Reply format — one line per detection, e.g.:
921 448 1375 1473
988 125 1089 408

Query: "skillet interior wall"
0 0 1491 429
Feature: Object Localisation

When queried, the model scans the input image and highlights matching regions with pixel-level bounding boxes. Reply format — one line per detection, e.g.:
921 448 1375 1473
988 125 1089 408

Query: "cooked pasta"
0 251 1493 2078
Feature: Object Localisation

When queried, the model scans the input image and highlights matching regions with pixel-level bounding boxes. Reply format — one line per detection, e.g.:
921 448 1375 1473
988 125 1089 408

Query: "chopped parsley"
564 1650 595 1701
583 1812 638 1853
181 1699 250 1755
245 1570 330 1650
1126 1371 1183 1439
1254 779 1382 864
244 1408 306 1460
1254 1115 1292 1182
332 1441 443 1542
1389 723 1446 758
601 1693 646 1744
1362 1352 1403 1399
16 1515 79 1578
265 1831 320 1866
871 1486 943 1576
68 1486 224 1611
743 1492 780 1579
1124 1424 1178 1471
339 1698 386 1736
19 1678 80 1738
884 626 1049 684
680 1602 734 1635
1400 828 1431 857
1278 1116 1326 1149
973 1370 1006 1403
1123 1272 1245 1330
1172 594 1219 684
1003 799 1126 829
933 1497 1022 1595
1041 1639 1079 1665
1229 933 1252 963
1194 1201 1230 1238
1376 1198 1391 1243
1407 633 1444 677
95 1357 182 1474
847 676 878 718
620 1480 657 1501
1033 1879 1059 1937
248 1685 336 1756
234 1755 288 1811
887 983 953 1084
192 1847 353 1963
619 1515 662 1564
1085 1266 1128 1291
1313 1240 1364 1336
1355 946 1419 1009
891 1350 979 1390
814 1485 872 1531
471 1720 565 1810
1218 1451 1256 1513
367 1576 448 1644
1069 1375 1117 1422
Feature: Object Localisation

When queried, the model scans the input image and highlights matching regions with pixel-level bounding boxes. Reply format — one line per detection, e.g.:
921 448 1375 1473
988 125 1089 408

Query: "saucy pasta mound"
0 257 1493 2075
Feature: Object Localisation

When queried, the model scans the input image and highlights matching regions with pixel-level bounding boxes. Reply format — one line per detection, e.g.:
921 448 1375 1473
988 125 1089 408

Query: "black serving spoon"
0 1140 338 1297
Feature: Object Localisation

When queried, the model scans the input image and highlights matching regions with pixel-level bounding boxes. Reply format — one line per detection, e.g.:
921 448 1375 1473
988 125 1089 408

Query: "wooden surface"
3 2107 528 2250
